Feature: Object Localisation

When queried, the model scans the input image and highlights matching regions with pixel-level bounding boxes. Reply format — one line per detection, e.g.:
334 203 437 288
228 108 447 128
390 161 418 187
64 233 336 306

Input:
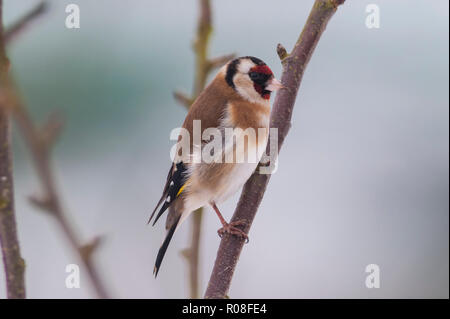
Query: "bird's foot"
217 220 249 243
259 160 271 167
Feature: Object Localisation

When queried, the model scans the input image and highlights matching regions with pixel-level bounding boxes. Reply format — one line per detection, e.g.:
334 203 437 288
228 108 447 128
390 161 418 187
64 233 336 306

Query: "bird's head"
224 56 283 103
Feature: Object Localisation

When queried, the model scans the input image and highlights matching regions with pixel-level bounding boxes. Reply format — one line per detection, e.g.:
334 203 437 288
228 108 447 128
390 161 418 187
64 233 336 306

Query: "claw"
217 219 249 243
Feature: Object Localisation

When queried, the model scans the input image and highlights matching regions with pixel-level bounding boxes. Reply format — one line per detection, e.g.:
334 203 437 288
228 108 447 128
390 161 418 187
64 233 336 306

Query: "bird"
148 56 283 276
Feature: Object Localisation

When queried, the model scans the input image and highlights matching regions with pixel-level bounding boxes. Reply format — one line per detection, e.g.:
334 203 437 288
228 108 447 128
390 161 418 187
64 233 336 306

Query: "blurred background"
0 0 448 298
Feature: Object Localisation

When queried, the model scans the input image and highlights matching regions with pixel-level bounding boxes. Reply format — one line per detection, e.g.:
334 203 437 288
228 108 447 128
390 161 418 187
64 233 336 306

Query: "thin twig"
0 109 25 300
173 0 235 299
173 91 193 109
3 89 109 299
4 1 48 44
0 2 108 296
204 0 346 299
206 54 236 73
180 207 203 299
0 0 26 299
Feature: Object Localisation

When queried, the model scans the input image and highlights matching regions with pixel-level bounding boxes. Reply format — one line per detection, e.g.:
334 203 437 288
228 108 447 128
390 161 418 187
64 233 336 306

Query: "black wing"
148 161 188 226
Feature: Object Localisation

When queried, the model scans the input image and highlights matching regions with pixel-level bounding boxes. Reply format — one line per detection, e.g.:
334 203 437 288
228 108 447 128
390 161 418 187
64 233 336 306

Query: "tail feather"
153 216 181 277
151 200 171 226
148 162 187 225
148 166 174 224
148 194 167 225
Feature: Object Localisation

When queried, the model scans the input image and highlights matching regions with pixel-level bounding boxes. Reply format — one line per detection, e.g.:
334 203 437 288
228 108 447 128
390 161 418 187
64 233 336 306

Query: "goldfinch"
149 56 283 276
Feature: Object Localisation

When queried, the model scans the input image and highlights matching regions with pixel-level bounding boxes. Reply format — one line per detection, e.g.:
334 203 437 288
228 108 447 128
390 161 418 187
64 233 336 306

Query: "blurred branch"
180 207 202 299
204 0 346 299
0 1 108 298
3 88 110 299
192 0 212 96
173 0 235 299
173 91 193 109
4 1 48 44
206 54 236 73
0 0 26 299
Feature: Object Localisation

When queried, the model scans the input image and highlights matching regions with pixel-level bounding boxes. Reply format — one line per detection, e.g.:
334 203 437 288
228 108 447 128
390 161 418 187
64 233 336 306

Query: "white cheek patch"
234 73 261 103
234 73 270 104
231 58 270 104
237 59 255 74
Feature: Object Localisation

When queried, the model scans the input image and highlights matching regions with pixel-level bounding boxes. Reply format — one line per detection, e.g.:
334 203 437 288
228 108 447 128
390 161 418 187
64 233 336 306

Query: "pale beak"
265 77 284 91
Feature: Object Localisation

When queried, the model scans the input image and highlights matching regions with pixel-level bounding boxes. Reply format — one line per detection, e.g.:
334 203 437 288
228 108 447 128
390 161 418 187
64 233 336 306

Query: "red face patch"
250 65 273 100
250 65 273 75
253 84 271 100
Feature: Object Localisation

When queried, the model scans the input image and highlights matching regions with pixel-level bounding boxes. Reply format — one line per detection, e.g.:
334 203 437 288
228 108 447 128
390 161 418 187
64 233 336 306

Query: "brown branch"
180 207 203 299
204 0 346 299
3 90 109 299
177 0 210 299
0 103 25 300
192 0 212 97
173 91 193 109
4 1 48 44
0 0 26 299
172 0 234 299
0 3 107 296
206 53 236 73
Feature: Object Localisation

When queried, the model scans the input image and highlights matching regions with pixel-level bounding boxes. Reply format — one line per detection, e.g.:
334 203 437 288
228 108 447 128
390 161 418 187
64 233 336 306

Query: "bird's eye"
248 72 260 80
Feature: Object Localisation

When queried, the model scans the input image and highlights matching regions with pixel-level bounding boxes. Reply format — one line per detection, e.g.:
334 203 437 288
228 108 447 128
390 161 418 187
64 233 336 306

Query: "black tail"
153 216 180 277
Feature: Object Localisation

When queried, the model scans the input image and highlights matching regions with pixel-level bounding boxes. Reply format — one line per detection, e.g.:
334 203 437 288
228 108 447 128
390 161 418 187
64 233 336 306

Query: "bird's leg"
211 202 249 243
